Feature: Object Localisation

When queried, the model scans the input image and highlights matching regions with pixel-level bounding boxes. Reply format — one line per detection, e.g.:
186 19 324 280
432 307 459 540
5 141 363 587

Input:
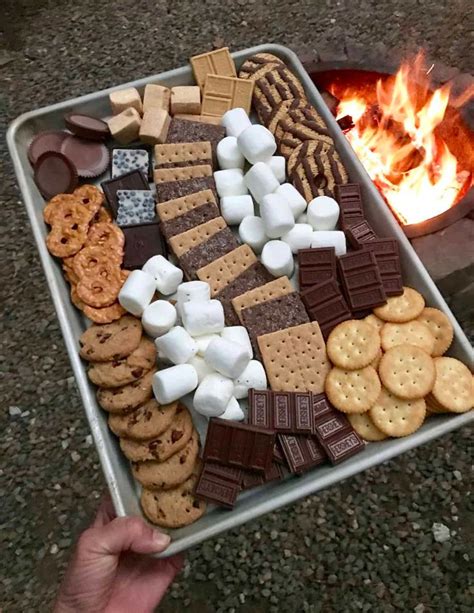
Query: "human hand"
54 495 183 613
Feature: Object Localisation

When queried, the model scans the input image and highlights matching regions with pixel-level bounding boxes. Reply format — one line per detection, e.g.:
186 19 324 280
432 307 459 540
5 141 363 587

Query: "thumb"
87 516 170 556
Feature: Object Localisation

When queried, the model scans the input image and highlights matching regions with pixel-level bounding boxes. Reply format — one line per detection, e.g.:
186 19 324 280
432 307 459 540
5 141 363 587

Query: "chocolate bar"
123 222 167 269
335 183 365 230
345 219 377 248
203 418 276 473
300 278 352 338
241 462 284 490
337 249 387 311
179 227 239 280
101 169 149 217
297 247 337 290
248 389 314 435
278 434 327 474
312 394 365 464
195 461 242 509
362 239 404 297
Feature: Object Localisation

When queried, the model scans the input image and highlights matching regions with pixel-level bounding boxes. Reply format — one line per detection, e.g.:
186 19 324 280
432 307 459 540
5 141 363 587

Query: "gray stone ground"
1 1 473 611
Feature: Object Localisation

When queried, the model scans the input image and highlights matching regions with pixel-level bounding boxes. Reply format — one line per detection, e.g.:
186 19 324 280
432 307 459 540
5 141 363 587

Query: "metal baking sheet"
7 44 473 557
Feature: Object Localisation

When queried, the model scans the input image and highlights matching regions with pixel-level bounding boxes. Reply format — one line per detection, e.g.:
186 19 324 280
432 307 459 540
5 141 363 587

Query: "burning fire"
334 53 472 225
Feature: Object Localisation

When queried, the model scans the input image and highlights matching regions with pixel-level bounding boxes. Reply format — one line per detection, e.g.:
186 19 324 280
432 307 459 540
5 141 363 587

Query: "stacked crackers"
79 315 206 528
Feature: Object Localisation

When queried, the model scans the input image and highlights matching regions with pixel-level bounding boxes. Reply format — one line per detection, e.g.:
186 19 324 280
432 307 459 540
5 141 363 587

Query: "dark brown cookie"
108 398 178 440
253 66 307 125
79 315 142 362
97 369 155 414
274 100 332 145
88 338 156 388
238 53 285 80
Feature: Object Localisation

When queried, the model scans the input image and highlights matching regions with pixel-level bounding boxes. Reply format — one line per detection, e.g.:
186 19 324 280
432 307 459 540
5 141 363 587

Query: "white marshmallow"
233 360 268 400
217 136 245 170
220 195 254 226
275 183 307 219
244 162 279 204
297 212 308 224
238 216 268 253
261 240 294 278
193 373 234 417
220 396 245 421
214 168 248 198
281 223 314 254
311 230 347 256
204 337 250 379
118 270 156 316
142 255 183 295
266 156 286 183
155 326 197 365
237 124 277 164
152 364 198 404
181 299 225 337
176 281 210 315
260 192 295 239
142 300 177 338
221 107 252 138
187 355 215 384
307 196 340 231
195 333 221 356
221 326 253 360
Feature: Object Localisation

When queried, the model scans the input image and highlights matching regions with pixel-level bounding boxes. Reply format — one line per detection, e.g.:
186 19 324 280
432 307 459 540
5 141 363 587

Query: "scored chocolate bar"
203 418 276 473
337 249 387 311
194 461 243 509
312 394 365 464
345 219 378 249
300 278 351 338
241 462 284 491
101 169 149 217
335 183 365 230
278 434 327 474
362 239 404 296
248 389 314 435
298 247 337 290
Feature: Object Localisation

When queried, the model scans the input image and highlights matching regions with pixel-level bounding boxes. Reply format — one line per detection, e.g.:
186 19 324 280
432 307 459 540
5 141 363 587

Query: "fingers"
86 516 171 556
92 493 116 528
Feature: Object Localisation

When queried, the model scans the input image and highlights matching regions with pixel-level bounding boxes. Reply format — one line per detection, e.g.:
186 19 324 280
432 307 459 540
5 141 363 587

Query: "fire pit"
302 51 474 239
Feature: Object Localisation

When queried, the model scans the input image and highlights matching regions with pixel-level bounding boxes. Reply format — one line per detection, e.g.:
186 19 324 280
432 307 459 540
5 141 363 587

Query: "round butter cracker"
380 321 435 355
428 357 473 413
325 365 381 414
379 345 435 400
347 412 387 441
370 388 426 437
374 286 425 323
327 319 381 370
416 307 454 357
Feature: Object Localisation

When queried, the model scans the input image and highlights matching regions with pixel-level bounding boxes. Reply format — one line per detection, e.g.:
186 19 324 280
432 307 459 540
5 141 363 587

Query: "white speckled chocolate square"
112 149 149 178
116 190 155 226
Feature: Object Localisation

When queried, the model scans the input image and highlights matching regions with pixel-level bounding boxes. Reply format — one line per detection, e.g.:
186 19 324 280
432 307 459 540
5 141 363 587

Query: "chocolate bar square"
101 169 149 217
122 223 167 269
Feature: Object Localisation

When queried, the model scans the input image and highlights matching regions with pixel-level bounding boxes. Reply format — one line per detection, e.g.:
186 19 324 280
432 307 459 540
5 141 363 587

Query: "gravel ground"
1 1 473 611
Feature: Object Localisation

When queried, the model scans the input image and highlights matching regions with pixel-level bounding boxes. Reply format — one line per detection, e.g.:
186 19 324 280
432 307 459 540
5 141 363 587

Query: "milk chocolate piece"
362 239 403 296
195 461 242 509
278 434 326 474
241 292 309 355
28 130 69 166
34 151 78 200
345 219 378 248
160 201 220 240
300 278 351 338
337 249 387 311
179 227 239 280
123 223 167 269
64 112 109 141
298 247 337 290
335 183 365 230
241 462 284 490
155 176 218 204
101 169 149 217
60 135 109 178
203 418 276 473
248 389 314 435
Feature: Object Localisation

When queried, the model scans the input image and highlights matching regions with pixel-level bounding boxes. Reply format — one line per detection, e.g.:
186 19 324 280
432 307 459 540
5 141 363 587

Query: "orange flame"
335 53 472 225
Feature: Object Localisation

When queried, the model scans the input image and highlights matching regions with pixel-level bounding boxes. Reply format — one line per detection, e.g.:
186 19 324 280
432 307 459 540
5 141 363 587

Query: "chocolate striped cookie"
253 66 307 125
290 140 348 200
238 53 285 81
274 100 331 143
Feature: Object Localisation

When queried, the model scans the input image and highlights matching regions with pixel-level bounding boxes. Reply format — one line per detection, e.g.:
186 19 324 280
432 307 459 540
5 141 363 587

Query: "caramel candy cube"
202 75 254 116
139 109 171 145
170 86 201 115
143 84 170 112
109 87 143 115
107 108 141 144
191 47 237 89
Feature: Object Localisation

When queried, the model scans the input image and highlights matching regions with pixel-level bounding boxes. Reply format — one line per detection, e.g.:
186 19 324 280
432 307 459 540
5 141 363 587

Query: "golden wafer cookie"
347 412 387 442
416 307 454 357
374 287 425 322
380 321 435 354
325 365 381 414
327 320 381 370
370 388 426 437
364 313 385 332
428 357 473 413
379 345 435 399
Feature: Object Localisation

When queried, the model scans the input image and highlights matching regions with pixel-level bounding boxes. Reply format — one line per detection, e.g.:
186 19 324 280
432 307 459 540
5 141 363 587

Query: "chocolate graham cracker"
231 276 293 324
153 164 213 184
179 227 239 280
156 189 217 222
168 216 227 257
241 292 309 355
258 322 330 393
155 176 218 203
160 201 220 240
166 118 225 162
197 244 258 296
154 142 212 169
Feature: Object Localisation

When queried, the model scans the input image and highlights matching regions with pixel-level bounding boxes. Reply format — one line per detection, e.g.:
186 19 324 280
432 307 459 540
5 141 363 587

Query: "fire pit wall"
295 43 474 340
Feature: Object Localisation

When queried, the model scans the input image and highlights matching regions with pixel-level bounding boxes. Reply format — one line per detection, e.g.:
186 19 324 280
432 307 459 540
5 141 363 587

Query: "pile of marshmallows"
118 260 267 421
215 107 347 279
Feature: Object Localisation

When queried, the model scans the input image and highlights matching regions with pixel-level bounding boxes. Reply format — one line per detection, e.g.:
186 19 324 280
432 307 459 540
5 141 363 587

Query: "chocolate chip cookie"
97 369 156 414
79 315 142 362
108 398 178 441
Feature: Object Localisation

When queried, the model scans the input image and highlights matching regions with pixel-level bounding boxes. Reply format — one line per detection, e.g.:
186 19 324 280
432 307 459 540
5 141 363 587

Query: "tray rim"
7 42 473 557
